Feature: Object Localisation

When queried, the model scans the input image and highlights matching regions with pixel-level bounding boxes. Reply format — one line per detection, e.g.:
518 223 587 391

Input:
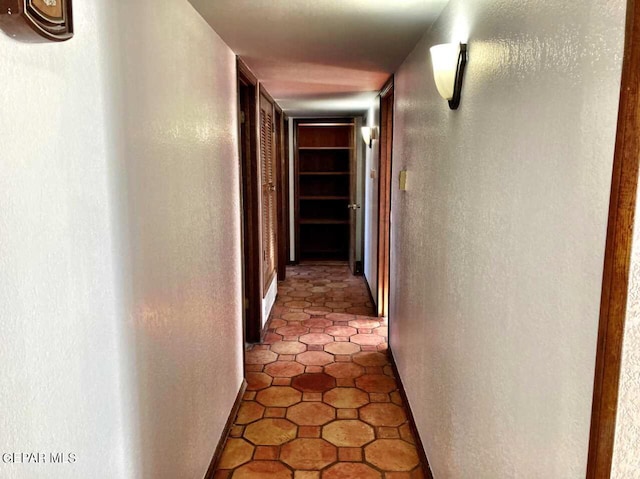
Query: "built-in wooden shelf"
300 196 349 200
299 172 350 176
300 219 350 225
295 119 354 262
298 147 353 150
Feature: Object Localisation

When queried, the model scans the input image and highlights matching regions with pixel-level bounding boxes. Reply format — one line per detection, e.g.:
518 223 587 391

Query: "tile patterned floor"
214 263 425 479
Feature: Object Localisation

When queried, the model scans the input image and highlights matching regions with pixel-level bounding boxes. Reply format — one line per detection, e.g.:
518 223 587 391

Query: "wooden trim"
284 116 291 266
238 63 262 344
587 1 640 476
203 379 248 479
276 109 287 281
380 75 394 98
259 83 277 107
387 348 434 479
237 57 257 85
293 119 301 263
376 80 394 318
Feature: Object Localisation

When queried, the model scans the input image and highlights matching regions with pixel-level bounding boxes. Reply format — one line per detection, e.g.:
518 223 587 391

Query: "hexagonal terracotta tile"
217 438 254 469
365 439 420 471
246 372 273 390
348 318 381 329
323 463 382 479
296 351 334 366
292 373 336 393
282 312 311 321
264 361 305 378
289 291 313 298
245 349 278 365
244 418 297 445
324 325 358 337
256 386 302 407
268 319 287 328
299 333 333 345
324 342 361 355
324 362 364 379
346 306 373 315
322 420 375 447
270 341 307 355
236 401 265 424
284 300 312 308
325 313 355 322
280 438 337 470
352 352 389 367
374 326 388 337
356 374 397 393
323 388 369 409
360 403 407 427
302 317 332 328
232 460 292 479
325 301 353 309
350 334 385 346
275 325 309 336
287 401 335 426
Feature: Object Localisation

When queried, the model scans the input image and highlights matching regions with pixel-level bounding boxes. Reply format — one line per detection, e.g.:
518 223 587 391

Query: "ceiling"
189 0 448 116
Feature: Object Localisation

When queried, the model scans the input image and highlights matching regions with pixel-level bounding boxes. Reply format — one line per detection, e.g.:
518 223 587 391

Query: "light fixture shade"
361 126 372 146
361 126 378 147
430 43 461 101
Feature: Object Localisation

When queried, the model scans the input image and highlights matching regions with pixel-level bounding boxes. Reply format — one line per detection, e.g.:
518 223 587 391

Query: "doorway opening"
237 59 261 343
293 118 361 275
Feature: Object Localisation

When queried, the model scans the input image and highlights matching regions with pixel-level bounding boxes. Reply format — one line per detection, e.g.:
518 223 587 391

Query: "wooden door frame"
587 1 640 476
237 58 261 343
284 117 291 265
376 77 394 318
275 107 288 281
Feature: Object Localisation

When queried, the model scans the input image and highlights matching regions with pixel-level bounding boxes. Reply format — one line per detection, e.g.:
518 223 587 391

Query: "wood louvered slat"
260 94 277 293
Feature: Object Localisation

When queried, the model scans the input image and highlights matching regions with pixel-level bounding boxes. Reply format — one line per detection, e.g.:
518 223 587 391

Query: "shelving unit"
295 121 354 261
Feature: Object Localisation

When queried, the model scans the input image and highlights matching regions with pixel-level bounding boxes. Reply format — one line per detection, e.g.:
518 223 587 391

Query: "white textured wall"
612 189 640 477
364 102 381 300
0 0 244 478
0 2 126 478
390 1 626 477
106 0 244 477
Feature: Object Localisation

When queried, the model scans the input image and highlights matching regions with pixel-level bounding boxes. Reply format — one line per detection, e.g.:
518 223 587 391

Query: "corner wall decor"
430 42 467 110
0 0 73 42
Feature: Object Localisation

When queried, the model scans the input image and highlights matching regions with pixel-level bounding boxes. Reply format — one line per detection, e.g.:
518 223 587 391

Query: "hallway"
214 264 425 478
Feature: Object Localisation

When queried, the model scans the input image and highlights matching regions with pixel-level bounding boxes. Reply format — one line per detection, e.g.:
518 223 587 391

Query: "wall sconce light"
361 126 378 148
430 42 468 110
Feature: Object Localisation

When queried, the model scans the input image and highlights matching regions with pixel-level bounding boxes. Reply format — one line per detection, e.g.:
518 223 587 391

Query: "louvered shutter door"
260 95 277 292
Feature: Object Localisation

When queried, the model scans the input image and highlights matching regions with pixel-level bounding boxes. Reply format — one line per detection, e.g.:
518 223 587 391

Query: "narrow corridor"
214 264 425 478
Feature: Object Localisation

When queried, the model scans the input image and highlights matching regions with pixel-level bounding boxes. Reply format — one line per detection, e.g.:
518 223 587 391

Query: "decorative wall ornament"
0 0 73 42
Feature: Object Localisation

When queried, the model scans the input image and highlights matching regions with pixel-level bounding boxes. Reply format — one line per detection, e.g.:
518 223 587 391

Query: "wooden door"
259 93 277 294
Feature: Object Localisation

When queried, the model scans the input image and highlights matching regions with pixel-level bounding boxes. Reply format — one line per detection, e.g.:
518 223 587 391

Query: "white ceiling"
189 0 448 116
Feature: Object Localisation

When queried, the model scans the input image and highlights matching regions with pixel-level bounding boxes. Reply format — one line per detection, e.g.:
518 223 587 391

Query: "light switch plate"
399 170 408 191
